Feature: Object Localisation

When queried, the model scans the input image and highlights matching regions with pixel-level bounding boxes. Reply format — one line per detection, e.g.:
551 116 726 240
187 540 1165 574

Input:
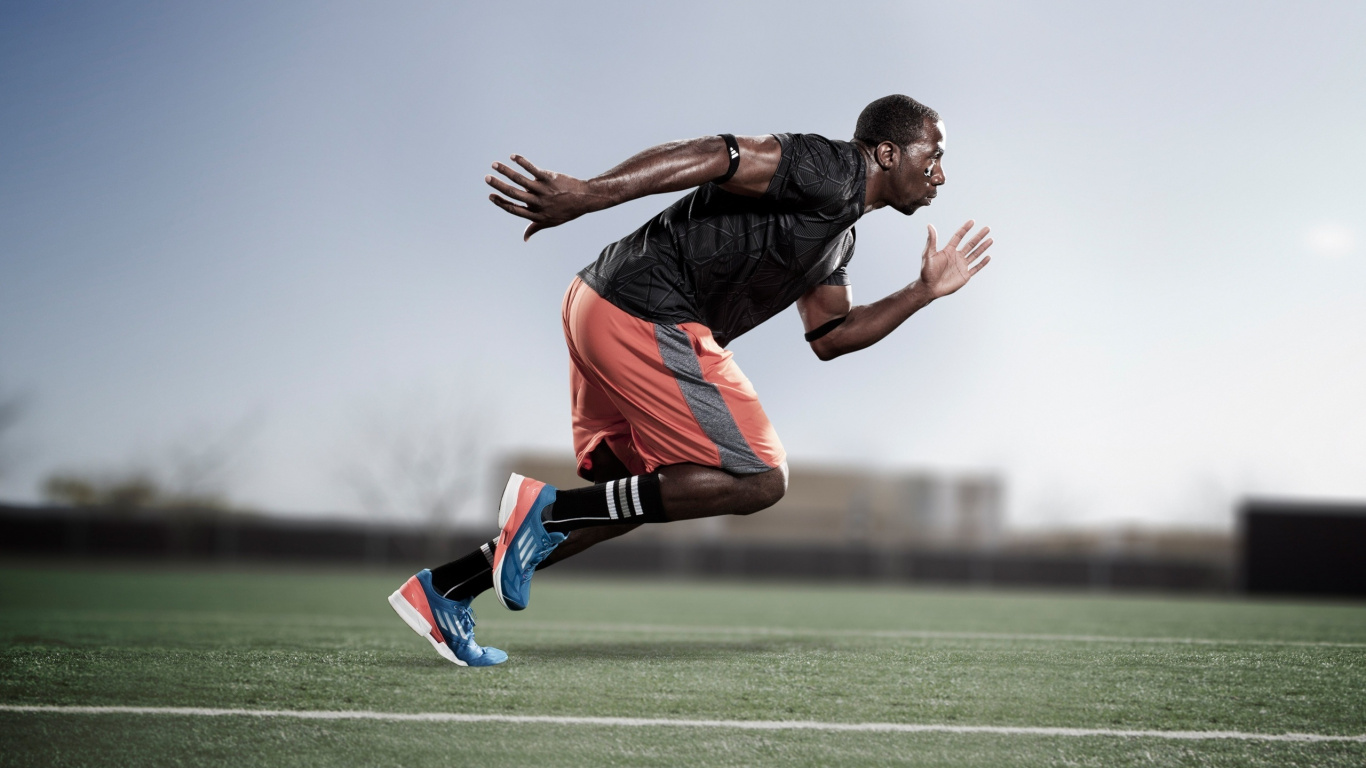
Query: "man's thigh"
562 278 785 478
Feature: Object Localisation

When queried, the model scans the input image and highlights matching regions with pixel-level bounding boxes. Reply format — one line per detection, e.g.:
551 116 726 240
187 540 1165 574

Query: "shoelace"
518 532 559 584
449 605 476 638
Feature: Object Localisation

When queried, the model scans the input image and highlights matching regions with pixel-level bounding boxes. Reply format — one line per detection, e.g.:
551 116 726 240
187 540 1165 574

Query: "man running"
388 94 992 666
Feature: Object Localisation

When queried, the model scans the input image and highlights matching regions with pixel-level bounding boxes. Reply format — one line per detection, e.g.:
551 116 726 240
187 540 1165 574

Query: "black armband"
713 134 741 184
804 316 847 342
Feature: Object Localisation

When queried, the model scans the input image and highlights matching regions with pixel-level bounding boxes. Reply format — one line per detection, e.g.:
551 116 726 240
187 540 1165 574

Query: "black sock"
542 473 667 534
429 539 497 601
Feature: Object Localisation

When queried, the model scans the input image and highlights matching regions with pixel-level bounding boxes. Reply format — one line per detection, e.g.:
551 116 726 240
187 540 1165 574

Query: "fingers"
488 155 557 237
488 161 536 190
488 193 539 221
960 226 990 256
966 237 993 263
924 223 938 256
484 174 536 204
510 154 547 180
968 254 991 276
946 219 974 250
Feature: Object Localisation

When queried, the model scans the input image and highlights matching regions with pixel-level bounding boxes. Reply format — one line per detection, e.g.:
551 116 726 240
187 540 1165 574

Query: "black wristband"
804 316 847 342
714 134 740 184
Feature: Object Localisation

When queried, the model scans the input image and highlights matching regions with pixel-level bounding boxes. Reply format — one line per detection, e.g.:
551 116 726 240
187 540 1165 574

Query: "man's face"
886 118 946 215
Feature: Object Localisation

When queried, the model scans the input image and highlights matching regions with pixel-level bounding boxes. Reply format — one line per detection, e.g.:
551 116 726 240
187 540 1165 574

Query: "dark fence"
0 504 474 565
1242 500 1366 597
0 504 1230 592
544 539 1229 591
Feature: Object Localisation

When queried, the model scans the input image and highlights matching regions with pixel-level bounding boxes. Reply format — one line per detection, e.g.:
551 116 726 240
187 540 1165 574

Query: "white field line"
7 611 1366 649
1 705 1363 743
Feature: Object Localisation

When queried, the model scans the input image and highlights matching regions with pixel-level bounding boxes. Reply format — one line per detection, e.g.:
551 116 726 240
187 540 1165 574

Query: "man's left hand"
920 220 992 299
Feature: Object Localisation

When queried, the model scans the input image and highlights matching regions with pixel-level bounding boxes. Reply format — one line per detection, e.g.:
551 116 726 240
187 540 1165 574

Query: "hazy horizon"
3 1 1364 530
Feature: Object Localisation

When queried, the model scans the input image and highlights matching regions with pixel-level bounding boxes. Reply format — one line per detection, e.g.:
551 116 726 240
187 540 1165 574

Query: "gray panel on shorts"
653 324 772 474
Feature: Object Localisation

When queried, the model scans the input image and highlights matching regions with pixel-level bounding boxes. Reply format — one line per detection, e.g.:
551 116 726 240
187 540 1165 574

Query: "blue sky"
2 1 1364 528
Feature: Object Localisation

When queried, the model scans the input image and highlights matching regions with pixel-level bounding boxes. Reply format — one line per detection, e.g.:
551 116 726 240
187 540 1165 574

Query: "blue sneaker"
388 569 508 667
492 473 566 611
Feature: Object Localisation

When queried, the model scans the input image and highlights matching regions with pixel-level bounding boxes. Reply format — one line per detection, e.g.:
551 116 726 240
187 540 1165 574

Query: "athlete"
387 95 992 666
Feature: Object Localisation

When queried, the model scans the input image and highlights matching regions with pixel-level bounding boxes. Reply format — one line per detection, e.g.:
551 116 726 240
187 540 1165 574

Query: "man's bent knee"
737 461 787 515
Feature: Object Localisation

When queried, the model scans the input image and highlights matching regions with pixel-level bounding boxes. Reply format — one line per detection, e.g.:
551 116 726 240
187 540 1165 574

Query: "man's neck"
854 140 887 211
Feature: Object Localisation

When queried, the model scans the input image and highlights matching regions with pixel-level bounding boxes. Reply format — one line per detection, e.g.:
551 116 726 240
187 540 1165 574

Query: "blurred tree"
42 472 159 508
39 417 258 512
41 470 228 510
0 388 26 483
341 394 490 527
161 416 259 508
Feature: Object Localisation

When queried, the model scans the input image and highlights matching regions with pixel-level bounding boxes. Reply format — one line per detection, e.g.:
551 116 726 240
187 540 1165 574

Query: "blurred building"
499 453 1004 548
0 456 1237 592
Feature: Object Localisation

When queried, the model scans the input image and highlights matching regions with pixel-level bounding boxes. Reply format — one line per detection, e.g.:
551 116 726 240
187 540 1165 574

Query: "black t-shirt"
577 133 866 347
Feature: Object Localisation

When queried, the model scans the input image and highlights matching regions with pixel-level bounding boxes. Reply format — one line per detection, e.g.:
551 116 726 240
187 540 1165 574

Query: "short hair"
853 95 939 148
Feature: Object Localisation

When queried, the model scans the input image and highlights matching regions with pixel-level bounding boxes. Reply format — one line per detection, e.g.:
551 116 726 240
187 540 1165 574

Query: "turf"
1 561 1364 767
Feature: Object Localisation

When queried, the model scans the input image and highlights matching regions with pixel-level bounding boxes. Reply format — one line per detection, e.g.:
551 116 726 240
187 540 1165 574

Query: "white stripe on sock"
605 480 619 519
630 476 643 518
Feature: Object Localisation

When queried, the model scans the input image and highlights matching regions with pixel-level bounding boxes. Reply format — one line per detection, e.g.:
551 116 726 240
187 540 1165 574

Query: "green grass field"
1 560 1364 767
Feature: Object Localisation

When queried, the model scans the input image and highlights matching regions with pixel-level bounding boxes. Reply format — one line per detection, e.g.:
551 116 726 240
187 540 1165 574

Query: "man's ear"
876 141 899 171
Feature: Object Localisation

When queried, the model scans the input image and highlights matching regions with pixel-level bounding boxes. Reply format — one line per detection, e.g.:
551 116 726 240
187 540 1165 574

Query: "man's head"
854 95 946 214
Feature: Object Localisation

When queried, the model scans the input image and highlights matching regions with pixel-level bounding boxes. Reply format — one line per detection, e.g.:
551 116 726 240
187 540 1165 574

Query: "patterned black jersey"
577 133 866 347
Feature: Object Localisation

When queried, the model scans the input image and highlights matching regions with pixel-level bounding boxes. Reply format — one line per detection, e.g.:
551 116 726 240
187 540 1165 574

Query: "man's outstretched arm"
485 135 781 240
797 220 993 361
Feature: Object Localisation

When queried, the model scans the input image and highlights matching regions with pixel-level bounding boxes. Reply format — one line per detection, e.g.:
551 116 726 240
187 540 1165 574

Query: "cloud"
1305 223 1357 258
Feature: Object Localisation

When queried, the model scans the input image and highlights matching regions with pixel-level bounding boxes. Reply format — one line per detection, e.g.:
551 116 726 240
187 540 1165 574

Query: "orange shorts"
562 277 786 480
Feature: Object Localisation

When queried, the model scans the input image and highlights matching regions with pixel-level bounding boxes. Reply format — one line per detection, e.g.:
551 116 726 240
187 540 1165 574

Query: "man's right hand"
486 155 614 241
485 136 781 241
